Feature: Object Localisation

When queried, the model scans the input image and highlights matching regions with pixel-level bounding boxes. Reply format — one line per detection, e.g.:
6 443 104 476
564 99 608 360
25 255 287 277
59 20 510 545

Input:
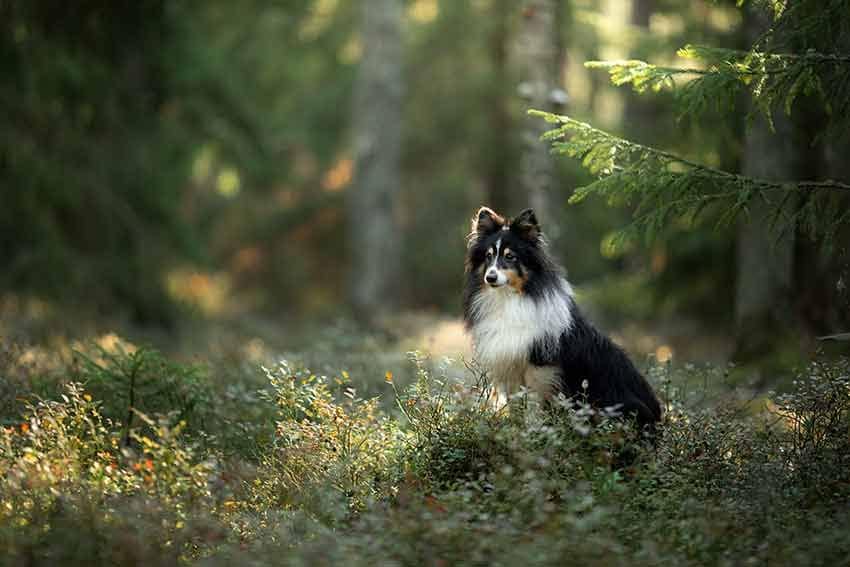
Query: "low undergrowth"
1 339 849 566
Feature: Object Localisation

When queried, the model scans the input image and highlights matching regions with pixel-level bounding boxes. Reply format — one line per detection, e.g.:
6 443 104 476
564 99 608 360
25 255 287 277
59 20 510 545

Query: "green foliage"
586 0 850 133
534 1 850 255
2 344 850 565
0 2 202 323
586 45 850 128
250 360 401 515
0 383 214 564
532 110 850 249
770 358 850 493
75 342 211 445
388 354 511 489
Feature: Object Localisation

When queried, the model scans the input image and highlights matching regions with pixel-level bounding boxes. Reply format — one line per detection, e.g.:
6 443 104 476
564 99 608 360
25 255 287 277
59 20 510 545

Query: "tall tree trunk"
734 115 796 359
349 0 404 323
484 0 514 212
515 0 565 243
733 9 797 361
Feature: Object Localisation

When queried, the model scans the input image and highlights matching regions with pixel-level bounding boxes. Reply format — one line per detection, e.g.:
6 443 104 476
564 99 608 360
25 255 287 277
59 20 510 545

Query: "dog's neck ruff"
469 277 574 365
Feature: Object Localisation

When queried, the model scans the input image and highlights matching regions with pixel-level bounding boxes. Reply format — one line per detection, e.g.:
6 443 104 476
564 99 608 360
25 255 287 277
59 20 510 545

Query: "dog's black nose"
485 272 497 284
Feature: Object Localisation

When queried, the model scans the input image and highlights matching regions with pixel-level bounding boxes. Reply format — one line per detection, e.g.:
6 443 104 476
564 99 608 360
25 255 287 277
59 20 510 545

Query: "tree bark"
484 0 515 213
515 0 565 243
734 115 796 359
349 0 404 323
733 9 797 360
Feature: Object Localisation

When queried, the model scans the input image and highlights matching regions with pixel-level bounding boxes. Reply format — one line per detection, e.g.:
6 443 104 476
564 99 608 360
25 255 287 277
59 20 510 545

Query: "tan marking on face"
505 268 528 293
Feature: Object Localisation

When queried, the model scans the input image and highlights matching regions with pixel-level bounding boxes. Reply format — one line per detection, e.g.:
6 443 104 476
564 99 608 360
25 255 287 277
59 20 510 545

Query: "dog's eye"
504 251 515 261
485 250 493 260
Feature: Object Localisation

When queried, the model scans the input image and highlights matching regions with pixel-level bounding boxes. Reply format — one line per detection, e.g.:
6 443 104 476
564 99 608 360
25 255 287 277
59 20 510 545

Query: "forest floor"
2 295 848 566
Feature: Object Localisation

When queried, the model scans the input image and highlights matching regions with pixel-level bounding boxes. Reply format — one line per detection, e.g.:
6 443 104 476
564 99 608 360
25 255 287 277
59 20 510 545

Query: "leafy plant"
75 341 211 445
249 360 403 516
0 382 215 564
3 342 850 565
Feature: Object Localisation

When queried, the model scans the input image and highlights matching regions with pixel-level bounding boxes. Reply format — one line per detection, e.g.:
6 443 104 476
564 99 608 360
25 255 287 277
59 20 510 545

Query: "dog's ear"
511 208 540 242
471 206 505 237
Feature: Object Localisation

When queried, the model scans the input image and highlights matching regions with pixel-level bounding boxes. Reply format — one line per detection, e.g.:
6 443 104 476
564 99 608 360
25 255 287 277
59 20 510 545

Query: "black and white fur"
463 207 662 429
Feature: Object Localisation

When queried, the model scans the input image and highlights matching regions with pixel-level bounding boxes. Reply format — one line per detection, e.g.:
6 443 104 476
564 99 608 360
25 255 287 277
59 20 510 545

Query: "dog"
463 206 662 431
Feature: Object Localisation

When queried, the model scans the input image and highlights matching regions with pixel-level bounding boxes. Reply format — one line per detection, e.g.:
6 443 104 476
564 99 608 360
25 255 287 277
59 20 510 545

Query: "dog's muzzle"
485 268 506 287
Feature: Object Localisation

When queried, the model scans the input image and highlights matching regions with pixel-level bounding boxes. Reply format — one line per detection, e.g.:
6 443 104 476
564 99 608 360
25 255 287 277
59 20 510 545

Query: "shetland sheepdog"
463 207 662 430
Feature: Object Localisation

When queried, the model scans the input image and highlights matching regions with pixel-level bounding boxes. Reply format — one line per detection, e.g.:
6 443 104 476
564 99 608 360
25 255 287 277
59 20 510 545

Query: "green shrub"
2 345 850 566
75 341 211 444
0 383 216 564
770 358 850 498
248 360 403 518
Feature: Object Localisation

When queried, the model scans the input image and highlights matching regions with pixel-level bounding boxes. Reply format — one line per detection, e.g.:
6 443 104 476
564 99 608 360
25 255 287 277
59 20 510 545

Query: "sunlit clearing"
217 168 241 198
166 269 232 316
407 318 471 359
408 0 438 24
655 345 673 363
322 157 353 192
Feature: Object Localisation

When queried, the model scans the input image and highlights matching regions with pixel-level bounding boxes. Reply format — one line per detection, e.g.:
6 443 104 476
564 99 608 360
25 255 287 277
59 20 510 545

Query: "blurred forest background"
2 0 848 374
3 2 850 565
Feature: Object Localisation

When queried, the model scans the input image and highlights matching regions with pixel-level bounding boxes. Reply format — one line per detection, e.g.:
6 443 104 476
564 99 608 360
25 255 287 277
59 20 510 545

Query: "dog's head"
465 207 545 293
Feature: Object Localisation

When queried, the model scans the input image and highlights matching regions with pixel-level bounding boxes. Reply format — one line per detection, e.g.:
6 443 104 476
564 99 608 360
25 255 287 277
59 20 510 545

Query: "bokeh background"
2 0 847 380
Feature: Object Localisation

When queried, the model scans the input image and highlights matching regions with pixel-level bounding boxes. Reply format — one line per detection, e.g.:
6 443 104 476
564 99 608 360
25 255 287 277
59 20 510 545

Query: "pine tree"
534 0 850 246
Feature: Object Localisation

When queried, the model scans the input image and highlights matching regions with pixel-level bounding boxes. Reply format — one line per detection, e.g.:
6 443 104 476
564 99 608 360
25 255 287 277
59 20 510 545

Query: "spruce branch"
533 111 850 194
530 110 850 246
586 45 850 126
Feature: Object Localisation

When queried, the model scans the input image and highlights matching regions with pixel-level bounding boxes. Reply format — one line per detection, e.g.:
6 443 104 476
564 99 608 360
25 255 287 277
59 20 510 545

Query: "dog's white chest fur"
469 278 574 395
